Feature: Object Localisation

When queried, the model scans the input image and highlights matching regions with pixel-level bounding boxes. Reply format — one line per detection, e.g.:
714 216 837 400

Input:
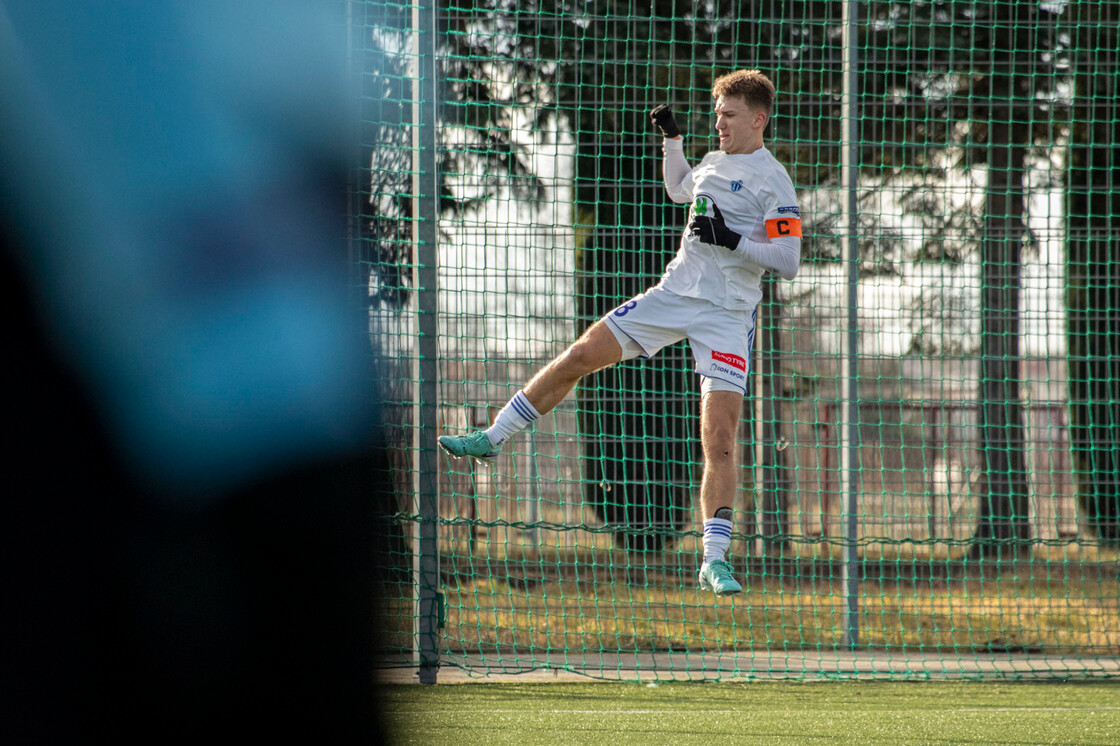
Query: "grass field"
381 680 1120 745
376 554 1120 661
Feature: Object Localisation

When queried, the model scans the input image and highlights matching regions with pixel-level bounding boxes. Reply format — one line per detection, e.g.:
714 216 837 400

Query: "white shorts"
602 285 757 396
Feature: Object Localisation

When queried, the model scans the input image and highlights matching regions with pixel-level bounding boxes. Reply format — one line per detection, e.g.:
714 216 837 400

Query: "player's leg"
438 320 624 462
686 302 755 596
440 289 679 463
696 387 745 596
699 389 743 520
527 287 688 416
521 319 624 415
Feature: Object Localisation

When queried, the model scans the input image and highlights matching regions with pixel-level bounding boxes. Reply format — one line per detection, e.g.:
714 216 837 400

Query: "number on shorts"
613 300 638 317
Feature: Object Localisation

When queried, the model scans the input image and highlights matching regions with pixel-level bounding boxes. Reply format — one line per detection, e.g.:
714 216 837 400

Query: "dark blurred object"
2 239 390 739
1 1 390 740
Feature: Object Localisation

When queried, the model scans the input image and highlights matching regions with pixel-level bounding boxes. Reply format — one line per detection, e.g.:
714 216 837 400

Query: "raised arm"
650 105 694 204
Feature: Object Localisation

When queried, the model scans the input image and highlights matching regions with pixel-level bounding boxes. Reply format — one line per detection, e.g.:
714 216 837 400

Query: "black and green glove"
688 196 741 251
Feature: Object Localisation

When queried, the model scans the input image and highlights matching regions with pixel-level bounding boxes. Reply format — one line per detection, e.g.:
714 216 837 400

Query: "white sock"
702 517 733 565
484 390 541 447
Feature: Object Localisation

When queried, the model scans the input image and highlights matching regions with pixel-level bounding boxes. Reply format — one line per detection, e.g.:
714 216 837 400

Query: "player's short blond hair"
712 69 775 114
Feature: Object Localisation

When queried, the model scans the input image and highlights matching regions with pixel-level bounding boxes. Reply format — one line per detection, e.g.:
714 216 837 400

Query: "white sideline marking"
954 706 1120 713
401 706 1120 715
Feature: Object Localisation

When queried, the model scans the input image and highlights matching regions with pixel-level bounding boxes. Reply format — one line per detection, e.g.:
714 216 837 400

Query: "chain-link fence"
355 0 1120 681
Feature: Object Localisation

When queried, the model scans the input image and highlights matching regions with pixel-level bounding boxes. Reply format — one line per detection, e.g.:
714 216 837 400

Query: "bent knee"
560 331 620 374
549 345 599 380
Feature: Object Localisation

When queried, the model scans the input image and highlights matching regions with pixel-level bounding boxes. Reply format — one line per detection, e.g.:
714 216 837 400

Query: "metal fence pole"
412 0 441 684
840 0 861 648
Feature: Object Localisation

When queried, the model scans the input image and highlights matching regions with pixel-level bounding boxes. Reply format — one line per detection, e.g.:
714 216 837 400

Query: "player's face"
714 95 765 154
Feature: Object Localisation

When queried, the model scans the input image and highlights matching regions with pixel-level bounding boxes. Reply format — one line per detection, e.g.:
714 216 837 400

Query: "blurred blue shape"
1 1 375 502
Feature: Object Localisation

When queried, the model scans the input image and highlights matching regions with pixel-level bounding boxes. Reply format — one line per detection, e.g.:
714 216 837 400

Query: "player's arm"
689 200 802 280
737 232 801 281
747 192 804 280
650 104 693 204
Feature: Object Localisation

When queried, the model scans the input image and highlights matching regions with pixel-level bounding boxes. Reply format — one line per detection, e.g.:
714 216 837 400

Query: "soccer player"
439 69 802 596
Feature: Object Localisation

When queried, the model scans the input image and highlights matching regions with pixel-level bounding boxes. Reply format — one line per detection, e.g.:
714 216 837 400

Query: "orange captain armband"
765 217 802 238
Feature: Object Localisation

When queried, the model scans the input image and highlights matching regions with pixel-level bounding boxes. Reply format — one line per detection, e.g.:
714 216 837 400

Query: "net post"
840 0 861 649
412 0 441 685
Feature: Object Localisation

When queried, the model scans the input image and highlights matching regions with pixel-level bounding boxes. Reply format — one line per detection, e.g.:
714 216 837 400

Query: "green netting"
356 0 1120 681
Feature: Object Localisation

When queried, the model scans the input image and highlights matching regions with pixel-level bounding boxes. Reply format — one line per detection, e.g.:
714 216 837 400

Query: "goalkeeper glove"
688 196 741 251
649 104 681 139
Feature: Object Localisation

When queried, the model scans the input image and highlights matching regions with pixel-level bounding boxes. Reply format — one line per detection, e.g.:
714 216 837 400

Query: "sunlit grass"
375 537 1120 670
433 571 1119 655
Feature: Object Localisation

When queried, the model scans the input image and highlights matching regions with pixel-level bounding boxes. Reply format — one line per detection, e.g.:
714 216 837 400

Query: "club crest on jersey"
730 180 743 192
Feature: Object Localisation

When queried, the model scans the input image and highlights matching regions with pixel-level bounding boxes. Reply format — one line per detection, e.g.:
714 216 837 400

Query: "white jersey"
658 140 801 310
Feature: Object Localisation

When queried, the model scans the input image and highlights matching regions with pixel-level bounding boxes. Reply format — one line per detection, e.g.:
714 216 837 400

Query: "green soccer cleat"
698 559 742 596
438 431 499 464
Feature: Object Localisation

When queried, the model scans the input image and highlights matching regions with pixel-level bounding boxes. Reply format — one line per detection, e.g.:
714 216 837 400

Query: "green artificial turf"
380 680 1120 745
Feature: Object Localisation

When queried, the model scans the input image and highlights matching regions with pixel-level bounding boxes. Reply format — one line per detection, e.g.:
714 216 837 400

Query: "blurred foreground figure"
1 2 389 740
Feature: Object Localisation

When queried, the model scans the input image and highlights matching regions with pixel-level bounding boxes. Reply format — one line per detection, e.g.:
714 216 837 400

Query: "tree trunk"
1066 1 1120 544
970 81 1032 559
757 277 790 560
576 130 697 554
